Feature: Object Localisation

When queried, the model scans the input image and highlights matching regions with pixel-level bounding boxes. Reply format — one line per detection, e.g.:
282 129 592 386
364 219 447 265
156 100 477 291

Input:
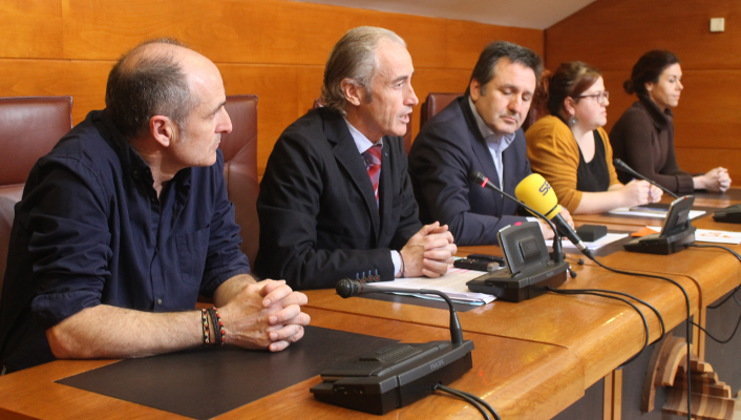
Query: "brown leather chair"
312 98 413 153
0 96 73 286
419 92 461 130
221 95 260 264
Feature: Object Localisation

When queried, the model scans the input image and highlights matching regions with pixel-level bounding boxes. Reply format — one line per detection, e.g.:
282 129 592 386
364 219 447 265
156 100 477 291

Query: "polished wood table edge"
304 275 680 387
585 244 739 313
0 308 586 419
305 292 575 352
222 307 587 419
571 196 740 229
0 359 186 419
304 283 662 345
692 187 741 207
451 238 734 385
305 258 698 342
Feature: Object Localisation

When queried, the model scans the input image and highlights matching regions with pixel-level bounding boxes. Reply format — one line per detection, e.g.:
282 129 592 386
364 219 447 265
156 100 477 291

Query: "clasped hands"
624 179 663 206
218 279 310 352
704 167 732 193
400 221 457 278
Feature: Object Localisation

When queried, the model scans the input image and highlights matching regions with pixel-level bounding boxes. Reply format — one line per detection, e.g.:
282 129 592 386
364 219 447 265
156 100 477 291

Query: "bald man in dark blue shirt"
0 39 310 373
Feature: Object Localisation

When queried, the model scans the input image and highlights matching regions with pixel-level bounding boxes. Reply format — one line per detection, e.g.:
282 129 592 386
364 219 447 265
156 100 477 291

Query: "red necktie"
363 144 382 205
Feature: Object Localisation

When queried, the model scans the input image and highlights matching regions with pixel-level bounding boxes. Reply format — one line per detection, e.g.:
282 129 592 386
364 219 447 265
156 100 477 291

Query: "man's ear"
340 78 364 106
469 79 482 101
150 115 175 147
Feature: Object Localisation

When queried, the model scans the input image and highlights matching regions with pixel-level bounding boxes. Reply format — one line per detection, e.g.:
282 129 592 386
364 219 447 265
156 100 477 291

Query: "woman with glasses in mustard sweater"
525 61 662 214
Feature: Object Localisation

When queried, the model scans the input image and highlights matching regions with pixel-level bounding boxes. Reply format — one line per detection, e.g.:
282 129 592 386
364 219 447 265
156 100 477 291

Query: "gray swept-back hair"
320 26 406 113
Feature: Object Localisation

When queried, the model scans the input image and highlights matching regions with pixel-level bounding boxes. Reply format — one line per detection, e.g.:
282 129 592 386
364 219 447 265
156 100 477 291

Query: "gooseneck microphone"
336 278 463 345
513 173 593 258
470 171 566 261
311 279 475 414
614 158 679 199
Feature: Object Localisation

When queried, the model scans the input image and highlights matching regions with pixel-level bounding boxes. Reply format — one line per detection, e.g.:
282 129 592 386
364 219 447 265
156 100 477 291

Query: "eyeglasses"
576 91 609 103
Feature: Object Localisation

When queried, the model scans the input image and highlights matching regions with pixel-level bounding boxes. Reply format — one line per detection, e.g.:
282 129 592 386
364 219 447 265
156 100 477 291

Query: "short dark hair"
546 61 601 115
624 50 680 97
105 38 196 139
466 41 543 95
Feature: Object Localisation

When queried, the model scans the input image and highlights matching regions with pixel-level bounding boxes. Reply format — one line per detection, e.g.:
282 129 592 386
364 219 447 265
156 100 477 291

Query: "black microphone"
470 171 567 261
614 158 679 199
336 278 463 345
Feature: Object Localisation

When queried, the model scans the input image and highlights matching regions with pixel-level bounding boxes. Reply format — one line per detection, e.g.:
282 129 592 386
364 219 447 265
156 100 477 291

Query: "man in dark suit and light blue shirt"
256 26 457 290
409 41 571 245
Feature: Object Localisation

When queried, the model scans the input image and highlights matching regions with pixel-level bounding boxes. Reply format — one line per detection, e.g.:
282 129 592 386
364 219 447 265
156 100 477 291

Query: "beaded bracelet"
207 307 226 346
200 308 212 345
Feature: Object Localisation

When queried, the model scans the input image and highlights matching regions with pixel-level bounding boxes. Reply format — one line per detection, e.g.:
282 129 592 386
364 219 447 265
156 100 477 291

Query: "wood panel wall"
546 0 740 184
0 0 541 175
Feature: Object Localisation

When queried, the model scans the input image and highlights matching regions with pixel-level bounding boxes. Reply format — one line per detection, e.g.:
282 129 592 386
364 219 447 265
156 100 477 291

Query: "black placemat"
57 326 396 419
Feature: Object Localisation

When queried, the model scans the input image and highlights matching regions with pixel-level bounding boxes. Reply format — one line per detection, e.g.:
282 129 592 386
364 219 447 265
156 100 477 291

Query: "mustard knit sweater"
525 115 620 213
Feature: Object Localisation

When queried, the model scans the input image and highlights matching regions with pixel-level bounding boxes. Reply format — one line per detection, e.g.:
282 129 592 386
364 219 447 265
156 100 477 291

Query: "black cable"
585 254 693 419
434 383 493 419
547 288 650 366
557 286 666 338
455 388 501 420
688 243 741 261
691 314 741 344
708 286 739 309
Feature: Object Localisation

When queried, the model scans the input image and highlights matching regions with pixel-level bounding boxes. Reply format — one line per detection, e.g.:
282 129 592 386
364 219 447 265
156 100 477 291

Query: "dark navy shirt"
0 110 250 372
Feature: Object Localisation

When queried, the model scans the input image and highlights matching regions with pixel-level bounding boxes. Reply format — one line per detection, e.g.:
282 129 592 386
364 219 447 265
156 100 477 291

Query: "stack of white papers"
558 232 628 251
379 266 496 306
609 207 706 220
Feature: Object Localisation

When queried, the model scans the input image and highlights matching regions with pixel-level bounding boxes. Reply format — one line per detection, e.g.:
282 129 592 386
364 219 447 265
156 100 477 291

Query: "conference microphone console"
310 279 474 414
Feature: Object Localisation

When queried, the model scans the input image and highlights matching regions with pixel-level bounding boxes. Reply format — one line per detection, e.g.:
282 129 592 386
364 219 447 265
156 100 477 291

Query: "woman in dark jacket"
610 50 731 194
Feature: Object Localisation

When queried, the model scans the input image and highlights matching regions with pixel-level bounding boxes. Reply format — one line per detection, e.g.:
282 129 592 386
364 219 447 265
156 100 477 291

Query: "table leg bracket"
642 335 735 419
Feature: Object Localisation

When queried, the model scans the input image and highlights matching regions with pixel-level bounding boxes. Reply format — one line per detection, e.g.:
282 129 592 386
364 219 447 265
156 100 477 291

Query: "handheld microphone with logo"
468 171 571 301
614 158 679 199
470 171 565 262
310 279 474 414
514 173 594 258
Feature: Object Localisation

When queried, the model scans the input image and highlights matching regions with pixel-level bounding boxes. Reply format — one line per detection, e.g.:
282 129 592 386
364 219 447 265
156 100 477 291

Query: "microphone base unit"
623 228 695 255
466 260 569 302
310 340 474 415
713 204 741 224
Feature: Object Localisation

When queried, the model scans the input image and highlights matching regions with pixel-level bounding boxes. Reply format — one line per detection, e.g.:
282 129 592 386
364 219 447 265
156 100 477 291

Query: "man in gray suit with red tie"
256 26 457 290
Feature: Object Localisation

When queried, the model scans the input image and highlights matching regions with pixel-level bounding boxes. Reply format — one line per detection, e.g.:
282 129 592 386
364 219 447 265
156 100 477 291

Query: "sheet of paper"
556 232 628 251
647 226 741 245
381 266 497 305
609 207 706 220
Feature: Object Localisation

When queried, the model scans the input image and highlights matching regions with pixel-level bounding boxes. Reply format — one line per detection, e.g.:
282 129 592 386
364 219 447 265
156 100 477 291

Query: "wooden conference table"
0 190 738 419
